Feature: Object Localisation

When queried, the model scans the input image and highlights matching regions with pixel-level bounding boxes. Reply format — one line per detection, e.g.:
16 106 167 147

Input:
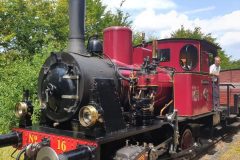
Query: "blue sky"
102 0 240 60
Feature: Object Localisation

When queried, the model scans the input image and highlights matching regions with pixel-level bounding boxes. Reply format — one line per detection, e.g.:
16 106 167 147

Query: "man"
209 56 221 110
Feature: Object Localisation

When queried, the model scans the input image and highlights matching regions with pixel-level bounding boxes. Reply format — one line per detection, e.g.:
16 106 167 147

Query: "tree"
0 0 57 55
0 0 132 55
0 0 133 133
170 26 234 69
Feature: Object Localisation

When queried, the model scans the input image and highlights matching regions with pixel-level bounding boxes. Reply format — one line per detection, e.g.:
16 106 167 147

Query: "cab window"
179 44 198 70
157 48 170 62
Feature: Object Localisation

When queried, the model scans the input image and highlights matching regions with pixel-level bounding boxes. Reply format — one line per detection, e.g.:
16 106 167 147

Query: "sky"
102 0 240 60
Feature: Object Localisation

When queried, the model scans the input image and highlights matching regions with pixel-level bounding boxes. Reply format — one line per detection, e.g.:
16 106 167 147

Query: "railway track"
159 123 240 160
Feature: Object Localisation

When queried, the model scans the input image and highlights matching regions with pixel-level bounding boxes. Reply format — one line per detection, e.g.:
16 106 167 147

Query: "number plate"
13 128 97 154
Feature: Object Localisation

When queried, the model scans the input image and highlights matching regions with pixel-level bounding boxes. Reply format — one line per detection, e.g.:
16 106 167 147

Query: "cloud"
219 32 240 59
101 0 240 59
194 10 240 33
184 6 216 14
102 0 176 10
133 9 194 36
219 32 240 46
132 9 240 59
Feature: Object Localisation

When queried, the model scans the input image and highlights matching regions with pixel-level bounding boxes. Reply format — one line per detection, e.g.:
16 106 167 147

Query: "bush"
0 50 50 134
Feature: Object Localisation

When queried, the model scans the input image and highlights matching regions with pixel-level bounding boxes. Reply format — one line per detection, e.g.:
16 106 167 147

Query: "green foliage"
0 0 132 55
86 0 131 38
0 0 58 54
171 26 217 43
171 25 240 69
0 0 132 134
0 50 51 134
133 32 144 45
229 60 240 69
132 32 160 46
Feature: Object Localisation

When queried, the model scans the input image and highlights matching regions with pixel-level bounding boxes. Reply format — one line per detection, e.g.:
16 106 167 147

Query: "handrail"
219 83 236 116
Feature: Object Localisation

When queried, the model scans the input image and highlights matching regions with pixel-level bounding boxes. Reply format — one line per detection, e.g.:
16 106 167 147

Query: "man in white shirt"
209 56 221 110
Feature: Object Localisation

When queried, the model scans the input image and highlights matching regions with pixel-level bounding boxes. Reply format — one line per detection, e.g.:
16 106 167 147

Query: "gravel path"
199 129 240 160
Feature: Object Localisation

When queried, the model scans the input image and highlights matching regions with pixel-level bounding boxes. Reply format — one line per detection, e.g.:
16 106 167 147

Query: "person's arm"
210 72 219 77
209 65 219 77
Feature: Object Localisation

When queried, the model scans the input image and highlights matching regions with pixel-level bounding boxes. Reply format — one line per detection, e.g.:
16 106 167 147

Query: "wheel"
180 128 193 150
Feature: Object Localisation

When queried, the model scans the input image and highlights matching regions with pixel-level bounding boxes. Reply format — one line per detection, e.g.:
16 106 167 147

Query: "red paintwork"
219 69 240 106
132 47 152 65
13 128 97 154
137 67 173 107
103 27 215 74
103 26 133 65
103 27 219 117
145 40 201 72
174 73 213 116
201 51 210 73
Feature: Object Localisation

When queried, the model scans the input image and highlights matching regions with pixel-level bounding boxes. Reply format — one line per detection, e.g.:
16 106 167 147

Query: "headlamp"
15 102 28 118
79 105 99 127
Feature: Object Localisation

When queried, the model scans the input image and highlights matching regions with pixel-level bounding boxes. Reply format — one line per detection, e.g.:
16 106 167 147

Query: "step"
236 117 240 122
228 121 240 128
227 114 238 119
215 125 222 131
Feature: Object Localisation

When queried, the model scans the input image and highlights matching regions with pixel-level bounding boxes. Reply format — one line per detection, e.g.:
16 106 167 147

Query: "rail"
219 83 236 116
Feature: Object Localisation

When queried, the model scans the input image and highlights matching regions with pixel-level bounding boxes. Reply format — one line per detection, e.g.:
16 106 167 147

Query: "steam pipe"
0 132 21 148
68 0 86 54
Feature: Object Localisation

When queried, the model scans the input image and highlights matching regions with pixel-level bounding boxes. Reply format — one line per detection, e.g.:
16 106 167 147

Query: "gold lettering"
57 139 67 151
28 134 38 143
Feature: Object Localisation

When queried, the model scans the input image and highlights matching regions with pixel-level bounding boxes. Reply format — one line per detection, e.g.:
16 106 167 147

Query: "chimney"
68 0 86 54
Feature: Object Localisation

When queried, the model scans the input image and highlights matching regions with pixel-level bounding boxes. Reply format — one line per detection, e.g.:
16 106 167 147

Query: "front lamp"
79 105 99 127
15 102 28 118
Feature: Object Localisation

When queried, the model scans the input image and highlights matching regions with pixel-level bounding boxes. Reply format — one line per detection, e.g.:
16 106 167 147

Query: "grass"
0 147 20 160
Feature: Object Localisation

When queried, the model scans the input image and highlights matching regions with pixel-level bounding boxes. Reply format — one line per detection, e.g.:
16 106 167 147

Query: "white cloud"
102 0 176 10
133 10 193 32
194 11 240 33
132 9 240 59
184 6 216 14
219 32 240 59
219 32 240 46
101 0 240 59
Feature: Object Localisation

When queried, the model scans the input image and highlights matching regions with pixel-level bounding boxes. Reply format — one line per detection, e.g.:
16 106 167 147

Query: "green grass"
0 147 20 160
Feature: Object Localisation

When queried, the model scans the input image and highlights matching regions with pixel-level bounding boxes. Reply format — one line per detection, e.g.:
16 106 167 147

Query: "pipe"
68 0 86 54
160 100 173 116
0 132 21 148
58 146 92 160
117 67 140 81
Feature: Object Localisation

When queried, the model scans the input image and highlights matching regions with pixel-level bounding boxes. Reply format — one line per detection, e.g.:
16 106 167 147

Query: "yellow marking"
28 134 38 143
138 154 146 160
57 139 67 152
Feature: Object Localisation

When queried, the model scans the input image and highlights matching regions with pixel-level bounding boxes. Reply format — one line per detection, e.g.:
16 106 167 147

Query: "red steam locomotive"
1 0 240 159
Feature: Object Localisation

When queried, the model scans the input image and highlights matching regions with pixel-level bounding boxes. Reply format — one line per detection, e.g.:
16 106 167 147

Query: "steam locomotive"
1 0 240 159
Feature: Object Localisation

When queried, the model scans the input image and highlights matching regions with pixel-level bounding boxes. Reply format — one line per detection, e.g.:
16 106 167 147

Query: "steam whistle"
141 32 146 47
152 40 158 59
